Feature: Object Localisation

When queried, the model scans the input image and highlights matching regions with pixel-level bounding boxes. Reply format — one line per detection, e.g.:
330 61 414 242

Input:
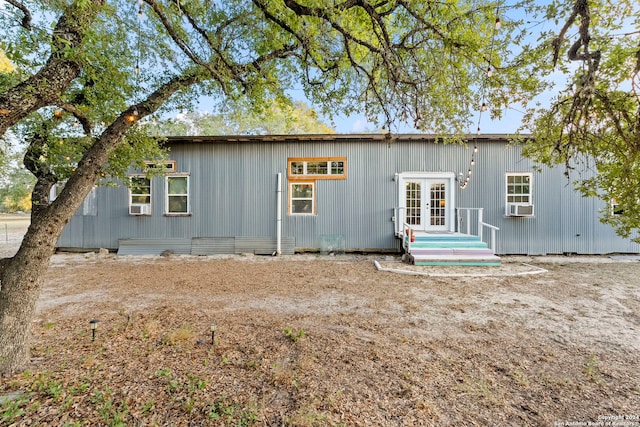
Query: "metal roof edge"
163 133 531 144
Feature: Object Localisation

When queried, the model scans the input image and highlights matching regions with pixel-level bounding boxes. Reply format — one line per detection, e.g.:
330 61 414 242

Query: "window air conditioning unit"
129 204 151 215
508 203 534 217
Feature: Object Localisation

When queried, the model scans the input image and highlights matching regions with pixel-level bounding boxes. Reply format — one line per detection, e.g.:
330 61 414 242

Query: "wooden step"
409 254 502 267
410 241 489 249
404 232 500 267
410 248 496 256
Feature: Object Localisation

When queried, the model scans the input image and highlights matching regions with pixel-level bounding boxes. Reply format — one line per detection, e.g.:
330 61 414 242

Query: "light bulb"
481 102 487 112
495 17 502 30
487 66 493 77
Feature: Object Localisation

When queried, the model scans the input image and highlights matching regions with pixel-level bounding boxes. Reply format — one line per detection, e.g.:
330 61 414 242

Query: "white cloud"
351 118 368 133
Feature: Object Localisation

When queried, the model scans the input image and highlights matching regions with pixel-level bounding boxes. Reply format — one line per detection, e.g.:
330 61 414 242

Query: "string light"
126 109 139 123
459 6 501 189
127 0 143 125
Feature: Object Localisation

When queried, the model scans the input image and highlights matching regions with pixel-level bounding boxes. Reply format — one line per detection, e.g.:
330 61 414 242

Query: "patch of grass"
140 399 155 414
187 373 207 392
43 321 56 330
91 389 130 427
584 352 604 384
283 327 305 343
287 407 326 427
0 392 29 425
165 325 196 345
511 368 530 389
208 395 258 426
29 372 64 401
456 376 505 407
156 367 172 378
142 319 161 340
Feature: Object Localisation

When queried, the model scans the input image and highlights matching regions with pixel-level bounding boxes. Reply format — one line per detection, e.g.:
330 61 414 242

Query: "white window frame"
165 174 190 215
505 172 533 215
83 186 98 216
144 160 177 172
129 176 152 215
51 181 97 216
288 157 347 179
289 182 315 215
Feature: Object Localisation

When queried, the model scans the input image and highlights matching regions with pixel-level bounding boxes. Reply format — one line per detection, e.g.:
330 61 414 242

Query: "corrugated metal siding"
235 236 295 255
117 238 192 255
191 237 235 255
58 135 640 255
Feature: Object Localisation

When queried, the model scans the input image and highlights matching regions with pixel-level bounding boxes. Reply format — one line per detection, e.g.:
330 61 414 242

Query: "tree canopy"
518 0 640 241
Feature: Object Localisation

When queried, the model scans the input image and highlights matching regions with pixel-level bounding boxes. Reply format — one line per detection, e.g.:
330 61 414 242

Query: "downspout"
276 172 282 255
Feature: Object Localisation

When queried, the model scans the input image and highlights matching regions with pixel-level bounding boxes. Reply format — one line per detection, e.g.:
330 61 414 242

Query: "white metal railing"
456 208 500 251
393 207 405 237
392 207 412 251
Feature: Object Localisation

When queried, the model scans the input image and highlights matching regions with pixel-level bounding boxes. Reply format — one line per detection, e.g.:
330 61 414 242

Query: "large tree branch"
5 0 32 30
144 0 231 93
0 0 105 139
50 70 204 218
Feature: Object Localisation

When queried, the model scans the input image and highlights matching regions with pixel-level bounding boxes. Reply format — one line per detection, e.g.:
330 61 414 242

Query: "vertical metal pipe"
276 173 282 255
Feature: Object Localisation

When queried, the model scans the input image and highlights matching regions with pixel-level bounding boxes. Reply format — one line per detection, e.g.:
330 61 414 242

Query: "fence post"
478 209 483 241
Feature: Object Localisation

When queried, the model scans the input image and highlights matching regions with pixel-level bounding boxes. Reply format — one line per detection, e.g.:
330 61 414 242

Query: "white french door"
398 173 455 232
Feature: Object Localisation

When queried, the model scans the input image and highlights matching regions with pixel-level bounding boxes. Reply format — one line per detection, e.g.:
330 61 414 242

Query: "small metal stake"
210 323 217 345
89 319 99 342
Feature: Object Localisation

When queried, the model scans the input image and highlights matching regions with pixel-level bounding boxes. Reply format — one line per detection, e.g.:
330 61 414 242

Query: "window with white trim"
165 175 190 215
50 181 97 216
290 182 315 215
288 157 346 179
144 160 176 172
505 173 534 216
506 173 532 204
129 176 152 215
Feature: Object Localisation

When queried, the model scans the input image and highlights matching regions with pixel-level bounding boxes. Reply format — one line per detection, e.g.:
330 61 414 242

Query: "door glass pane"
405 182 421 225
430 183 446 226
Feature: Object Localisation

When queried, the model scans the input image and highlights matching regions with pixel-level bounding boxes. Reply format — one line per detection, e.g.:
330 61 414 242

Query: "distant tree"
152 100 334 136
0 50 15 74
0 152 35 213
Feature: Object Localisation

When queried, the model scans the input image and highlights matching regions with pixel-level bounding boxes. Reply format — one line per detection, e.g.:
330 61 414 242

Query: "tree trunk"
0 72 202 374
0 213 65 374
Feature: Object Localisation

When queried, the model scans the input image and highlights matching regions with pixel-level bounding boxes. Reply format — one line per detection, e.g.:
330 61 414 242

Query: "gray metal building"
57 134 640 255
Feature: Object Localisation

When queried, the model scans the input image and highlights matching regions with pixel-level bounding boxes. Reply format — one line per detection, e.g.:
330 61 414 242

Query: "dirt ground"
1 217 639 426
